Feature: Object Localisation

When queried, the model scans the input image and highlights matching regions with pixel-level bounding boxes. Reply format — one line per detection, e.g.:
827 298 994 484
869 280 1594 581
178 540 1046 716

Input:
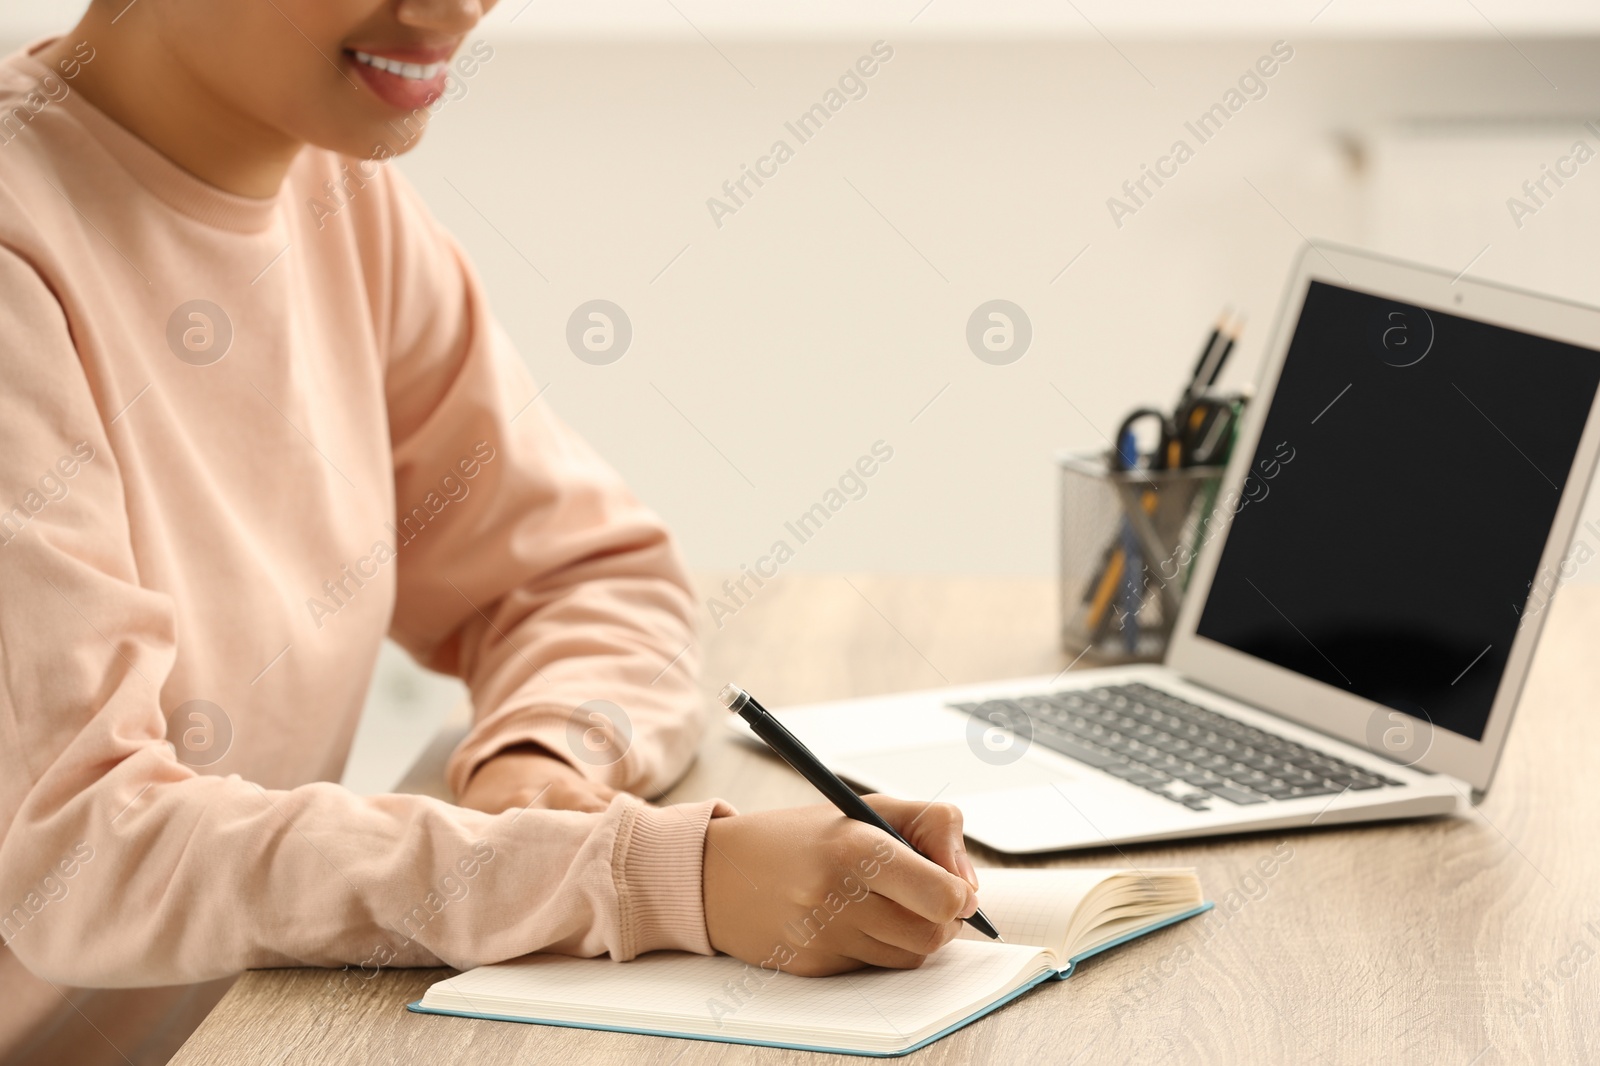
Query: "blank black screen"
1196 280 1600 741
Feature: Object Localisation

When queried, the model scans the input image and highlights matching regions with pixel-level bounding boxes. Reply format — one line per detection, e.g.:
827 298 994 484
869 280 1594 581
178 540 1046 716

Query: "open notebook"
410 867 1208 1057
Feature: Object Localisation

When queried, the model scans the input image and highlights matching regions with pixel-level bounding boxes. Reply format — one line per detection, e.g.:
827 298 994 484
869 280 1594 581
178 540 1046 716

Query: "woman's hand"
457 745 619 814
702 795 982 977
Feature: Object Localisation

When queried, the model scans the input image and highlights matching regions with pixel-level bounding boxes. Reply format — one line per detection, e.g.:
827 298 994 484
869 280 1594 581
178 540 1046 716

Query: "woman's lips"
347 49 449 111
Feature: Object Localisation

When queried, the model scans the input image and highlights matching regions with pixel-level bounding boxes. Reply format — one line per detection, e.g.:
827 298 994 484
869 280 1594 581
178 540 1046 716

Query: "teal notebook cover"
407 901 1212 1058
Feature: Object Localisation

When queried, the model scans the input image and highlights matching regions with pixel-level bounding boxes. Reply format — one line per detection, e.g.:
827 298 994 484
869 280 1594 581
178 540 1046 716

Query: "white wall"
9 1 1600 39
391 35 1600 582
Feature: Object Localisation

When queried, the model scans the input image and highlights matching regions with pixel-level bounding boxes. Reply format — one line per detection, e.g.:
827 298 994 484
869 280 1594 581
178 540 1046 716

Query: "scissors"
1114 396 1240 472
1112 407 1176 472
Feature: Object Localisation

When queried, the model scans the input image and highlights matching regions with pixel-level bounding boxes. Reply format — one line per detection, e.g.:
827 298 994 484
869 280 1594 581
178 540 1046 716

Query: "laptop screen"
1195 279 1600 742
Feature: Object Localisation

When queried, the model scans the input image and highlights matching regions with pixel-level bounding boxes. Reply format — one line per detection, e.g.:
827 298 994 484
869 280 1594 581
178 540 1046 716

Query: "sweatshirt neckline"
17 41 286 234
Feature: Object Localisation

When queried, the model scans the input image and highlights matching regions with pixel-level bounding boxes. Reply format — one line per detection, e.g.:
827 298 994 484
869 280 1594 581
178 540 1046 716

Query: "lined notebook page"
956 867 1202 961
955 867 1116 955
427 939 1047 1044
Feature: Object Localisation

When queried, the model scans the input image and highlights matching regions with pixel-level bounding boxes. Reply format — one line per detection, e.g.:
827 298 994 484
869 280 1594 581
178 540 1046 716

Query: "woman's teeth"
351 51 445 81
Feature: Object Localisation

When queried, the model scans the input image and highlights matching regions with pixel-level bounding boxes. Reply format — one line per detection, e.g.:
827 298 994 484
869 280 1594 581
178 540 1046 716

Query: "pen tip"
717 683 747 711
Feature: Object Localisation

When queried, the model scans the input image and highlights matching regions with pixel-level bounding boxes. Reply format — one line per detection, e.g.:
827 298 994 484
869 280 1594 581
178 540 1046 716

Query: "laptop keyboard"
951 681 1404 812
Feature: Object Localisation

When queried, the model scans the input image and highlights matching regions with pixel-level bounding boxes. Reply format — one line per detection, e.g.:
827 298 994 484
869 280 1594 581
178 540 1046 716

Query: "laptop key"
1203 783 1269 805
1151 784 1212 806
1101 763 1146 780
1044 738 1123 769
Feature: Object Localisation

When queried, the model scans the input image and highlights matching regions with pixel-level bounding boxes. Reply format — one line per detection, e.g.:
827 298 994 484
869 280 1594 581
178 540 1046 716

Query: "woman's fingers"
835 928 936 971
859 832 977 926
850 893 964 957
863 794 979 890
792 895 959 972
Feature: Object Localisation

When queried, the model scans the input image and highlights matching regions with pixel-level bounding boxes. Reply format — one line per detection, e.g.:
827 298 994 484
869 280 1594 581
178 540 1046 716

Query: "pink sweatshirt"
0 40 727 1063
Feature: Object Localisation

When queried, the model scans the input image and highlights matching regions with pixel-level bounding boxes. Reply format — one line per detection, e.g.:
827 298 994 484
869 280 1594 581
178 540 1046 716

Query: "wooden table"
171 574 1600 1064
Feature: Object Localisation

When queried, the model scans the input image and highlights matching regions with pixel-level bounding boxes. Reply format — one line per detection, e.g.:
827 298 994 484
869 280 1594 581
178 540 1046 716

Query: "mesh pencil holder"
1057 451 1227 663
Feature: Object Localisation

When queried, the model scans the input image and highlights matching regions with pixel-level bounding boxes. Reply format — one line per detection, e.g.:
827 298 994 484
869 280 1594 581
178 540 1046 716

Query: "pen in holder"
1057 450 1227 663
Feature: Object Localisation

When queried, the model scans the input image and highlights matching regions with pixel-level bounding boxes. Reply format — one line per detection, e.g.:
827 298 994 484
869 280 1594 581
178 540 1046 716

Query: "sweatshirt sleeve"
0 245 724 990
372 171 708 801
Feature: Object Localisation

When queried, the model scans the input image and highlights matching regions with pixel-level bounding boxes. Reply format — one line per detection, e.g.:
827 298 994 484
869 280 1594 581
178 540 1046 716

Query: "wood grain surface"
169 573 1600 1065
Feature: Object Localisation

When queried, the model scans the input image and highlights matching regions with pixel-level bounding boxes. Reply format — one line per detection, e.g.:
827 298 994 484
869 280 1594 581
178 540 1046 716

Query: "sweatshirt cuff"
611 796 735 960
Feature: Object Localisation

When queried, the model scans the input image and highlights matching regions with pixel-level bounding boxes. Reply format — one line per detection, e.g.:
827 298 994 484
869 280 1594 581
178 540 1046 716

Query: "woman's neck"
38 11 303 198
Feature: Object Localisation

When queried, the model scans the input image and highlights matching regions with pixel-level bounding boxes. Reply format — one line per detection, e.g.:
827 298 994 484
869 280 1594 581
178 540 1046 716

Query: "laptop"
729 241 1600 853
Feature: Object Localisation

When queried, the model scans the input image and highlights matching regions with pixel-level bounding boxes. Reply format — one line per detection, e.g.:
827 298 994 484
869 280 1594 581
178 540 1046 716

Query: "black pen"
1179 309 1229 411
1204 317 1242 392
719 682 1002 942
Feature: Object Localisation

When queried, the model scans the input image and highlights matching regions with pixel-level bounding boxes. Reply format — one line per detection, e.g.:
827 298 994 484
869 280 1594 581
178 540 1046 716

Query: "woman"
0 2 982 1062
